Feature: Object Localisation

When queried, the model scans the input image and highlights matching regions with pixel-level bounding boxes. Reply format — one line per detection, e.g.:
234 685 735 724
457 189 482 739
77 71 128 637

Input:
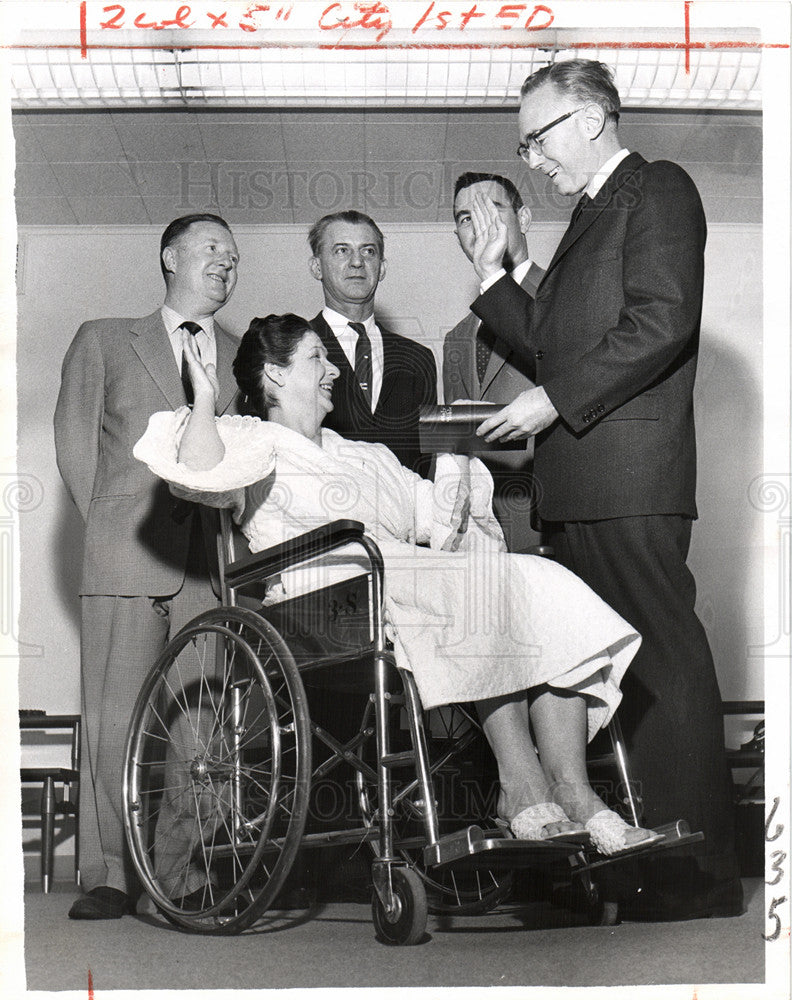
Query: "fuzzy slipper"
585 809 664 856
497 802 587 842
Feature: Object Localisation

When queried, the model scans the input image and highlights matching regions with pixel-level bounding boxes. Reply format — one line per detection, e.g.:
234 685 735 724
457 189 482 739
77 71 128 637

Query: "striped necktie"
349 321 372 408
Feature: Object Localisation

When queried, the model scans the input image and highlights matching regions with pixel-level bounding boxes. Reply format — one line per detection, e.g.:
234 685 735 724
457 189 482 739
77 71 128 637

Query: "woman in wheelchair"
135 313 660 856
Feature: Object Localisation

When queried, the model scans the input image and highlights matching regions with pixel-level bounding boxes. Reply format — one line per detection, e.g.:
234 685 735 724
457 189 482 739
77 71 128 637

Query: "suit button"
535 350 544 360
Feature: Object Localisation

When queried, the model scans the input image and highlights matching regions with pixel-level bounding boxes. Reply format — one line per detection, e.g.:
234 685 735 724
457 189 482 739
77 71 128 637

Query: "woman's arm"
177 328 226 469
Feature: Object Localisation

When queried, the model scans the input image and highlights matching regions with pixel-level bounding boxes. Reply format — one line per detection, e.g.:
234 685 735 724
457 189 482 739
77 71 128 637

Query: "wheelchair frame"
123 510 701 942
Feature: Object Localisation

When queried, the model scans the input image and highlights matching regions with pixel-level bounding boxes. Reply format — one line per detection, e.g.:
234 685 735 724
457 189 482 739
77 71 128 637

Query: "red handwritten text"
319 2 393 43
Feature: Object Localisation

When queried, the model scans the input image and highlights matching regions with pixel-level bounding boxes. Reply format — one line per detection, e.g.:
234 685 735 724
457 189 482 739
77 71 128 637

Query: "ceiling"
13 108 762 227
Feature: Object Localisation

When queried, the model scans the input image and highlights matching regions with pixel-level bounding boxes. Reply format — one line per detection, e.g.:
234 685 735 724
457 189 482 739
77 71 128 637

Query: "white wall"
16 220 763 729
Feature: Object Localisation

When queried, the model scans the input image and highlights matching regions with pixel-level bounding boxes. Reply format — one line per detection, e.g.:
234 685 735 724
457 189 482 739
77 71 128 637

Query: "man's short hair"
453 172 524 216
520 59 621 123
160 213 233 279
308 210 385 257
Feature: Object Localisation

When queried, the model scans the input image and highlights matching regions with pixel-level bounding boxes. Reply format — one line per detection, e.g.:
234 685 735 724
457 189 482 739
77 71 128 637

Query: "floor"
18 877 766 994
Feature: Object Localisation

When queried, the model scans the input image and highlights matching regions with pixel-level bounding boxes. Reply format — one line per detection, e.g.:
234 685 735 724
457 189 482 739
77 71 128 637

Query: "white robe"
134 410 641 736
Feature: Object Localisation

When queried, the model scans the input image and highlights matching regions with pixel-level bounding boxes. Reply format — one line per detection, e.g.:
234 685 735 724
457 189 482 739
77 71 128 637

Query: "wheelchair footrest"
570 819 704 874
423 825 586 870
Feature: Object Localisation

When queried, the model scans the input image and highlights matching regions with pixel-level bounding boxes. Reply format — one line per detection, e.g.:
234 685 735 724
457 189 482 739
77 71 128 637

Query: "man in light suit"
308 210 437 477
444 172 543 551
54 214 241 919
470 60 742 920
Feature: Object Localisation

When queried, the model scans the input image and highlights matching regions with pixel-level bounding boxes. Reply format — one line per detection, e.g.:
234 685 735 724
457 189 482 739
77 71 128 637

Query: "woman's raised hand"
182 327 219 406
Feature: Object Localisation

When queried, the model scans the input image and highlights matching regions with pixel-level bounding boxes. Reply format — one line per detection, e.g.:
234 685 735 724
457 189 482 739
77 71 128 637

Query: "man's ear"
378 258 387 283
517 205 532 236
581 102 607 139
161 246 176 275
309 256 322 281
264 362 285 388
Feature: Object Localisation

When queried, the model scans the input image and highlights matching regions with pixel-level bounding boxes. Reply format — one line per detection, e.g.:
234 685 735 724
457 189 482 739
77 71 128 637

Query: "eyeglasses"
517 107 585 161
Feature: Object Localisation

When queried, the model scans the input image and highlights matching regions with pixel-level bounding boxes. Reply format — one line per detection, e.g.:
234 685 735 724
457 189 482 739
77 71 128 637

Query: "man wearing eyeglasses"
444 172 543 552
467 60 743 922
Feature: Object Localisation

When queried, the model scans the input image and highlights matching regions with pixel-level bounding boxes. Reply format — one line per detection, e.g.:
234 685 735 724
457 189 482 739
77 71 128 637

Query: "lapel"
311 311 369 417
542 152 647 281
214 322 239 415
375 326 400 414
452 313 479 399
311 312 351 373
129 310 184 410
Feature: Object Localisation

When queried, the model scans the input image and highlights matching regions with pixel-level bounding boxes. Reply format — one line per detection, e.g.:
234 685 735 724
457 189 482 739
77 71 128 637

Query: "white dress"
134 410 641 738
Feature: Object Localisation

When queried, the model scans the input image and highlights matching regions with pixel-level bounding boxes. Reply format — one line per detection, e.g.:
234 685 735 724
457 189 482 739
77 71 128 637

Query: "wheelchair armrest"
223 519 370 588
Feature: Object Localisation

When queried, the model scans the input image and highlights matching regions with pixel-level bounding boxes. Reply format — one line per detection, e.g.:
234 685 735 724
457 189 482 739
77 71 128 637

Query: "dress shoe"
68 886 133 920
619 875 745 922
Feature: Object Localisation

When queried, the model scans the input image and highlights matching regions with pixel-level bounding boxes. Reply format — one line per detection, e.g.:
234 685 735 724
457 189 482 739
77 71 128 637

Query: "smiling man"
54 213 242 919
444 172 543 551
468 60 743 922
308 210 437 474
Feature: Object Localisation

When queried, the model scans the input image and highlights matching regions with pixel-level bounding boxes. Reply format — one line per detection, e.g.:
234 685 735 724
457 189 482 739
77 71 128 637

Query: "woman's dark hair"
233 313 313 418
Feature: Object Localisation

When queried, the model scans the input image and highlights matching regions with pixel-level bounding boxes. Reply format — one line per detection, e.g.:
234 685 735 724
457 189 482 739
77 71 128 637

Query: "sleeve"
133 408 276 519
471 273 537 360
53 323 104 522
542 162 706 432
408 454 506 552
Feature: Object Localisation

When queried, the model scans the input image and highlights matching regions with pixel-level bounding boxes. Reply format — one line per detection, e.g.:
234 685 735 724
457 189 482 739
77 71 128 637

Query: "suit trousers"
78 511 217 894
544 514 739 881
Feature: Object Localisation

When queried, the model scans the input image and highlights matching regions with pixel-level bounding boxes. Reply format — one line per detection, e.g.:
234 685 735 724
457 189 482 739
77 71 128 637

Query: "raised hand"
470 192 508 282
181 328 219 406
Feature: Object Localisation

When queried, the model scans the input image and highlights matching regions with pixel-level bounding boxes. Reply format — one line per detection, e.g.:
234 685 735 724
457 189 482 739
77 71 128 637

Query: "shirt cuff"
479 268 507 294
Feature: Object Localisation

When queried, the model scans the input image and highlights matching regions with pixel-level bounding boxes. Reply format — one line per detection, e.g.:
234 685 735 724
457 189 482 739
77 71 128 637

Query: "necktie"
179 321 202 405
570 193 591 229
349 321 373 409
476 323 496 385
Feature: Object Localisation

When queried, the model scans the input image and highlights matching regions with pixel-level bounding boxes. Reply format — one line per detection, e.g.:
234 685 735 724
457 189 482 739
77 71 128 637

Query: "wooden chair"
19 711 80 892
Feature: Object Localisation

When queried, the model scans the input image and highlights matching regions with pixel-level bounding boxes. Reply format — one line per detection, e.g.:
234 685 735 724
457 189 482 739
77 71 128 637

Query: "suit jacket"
54 309 241 596
310 312 437 475
443 263 543 550
472 153 704 523
443 261 544 465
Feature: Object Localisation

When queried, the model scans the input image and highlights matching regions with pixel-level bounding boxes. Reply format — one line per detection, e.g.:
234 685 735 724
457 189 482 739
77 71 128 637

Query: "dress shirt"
322 306 384 410
583 147 630 200
161 305 217 370
479 257 535 296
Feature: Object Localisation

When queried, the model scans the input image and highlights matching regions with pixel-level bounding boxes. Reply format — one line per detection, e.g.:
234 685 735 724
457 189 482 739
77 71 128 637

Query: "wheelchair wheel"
372 868 428 945
357 677 513 916
124 607 311 934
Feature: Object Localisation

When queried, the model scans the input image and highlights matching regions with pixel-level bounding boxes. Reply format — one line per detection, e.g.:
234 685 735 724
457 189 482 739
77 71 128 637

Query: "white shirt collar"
585 148 630 200
160 304 215 339
322 306 376 337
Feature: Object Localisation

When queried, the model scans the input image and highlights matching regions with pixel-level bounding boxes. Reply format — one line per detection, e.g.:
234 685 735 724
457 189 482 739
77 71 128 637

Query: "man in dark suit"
54 214 241 919
444 172 543 551
470 60 742 920
308 210 437 476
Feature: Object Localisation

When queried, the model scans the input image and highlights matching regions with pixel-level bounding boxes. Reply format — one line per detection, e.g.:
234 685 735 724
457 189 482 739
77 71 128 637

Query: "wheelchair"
123 511 701 941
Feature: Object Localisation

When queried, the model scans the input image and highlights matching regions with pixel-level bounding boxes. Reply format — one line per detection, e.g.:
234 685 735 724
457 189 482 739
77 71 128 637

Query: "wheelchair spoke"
125 607 311 933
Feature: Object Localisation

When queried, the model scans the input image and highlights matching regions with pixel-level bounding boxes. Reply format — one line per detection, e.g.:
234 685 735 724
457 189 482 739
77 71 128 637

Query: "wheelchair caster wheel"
372 868 428 945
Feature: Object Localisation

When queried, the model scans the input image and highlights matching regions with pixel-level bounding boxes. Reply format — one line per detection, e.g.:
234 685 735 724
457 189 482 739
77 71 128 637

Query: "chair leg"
40 777 56 893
